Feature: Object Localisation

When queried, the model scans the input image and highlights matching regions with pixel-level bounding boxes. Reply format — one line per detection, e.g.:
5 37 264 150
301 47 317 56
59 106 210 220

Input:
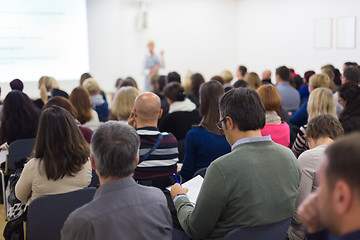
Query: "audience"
187 73 205 107
110 86 141 122
257 84 290 147
15 106 92 205
167 71 181 84
261 69 272 85
170 88 300 239
298 70 315 104
288 114 344 240
69 86 100 131
233 79 249 88
83 79 109 122
0 91 40 145
236 65 247 81
276 66 300 112
43 96 93 144
80 72 92 86
119 77 138 89
34 76 69 109
180 81 230 181
128 92 179 190
10 79 24 92
298 133 360 239
338 81 360 134
292 87 336 156
290 73 331 128
245 72 261 90
221 70 234 92
61 122 172 240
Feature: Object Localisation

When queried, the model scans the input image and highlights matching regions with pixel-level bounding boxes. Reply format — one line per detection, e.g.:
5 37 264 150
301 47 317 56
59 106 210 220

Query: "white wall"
236 0 360 80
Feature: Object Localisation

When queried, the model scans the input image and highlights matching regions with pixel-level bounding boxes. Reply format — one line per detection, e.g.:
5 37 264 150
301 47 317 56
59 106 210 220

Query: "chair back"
27 187 96 240
224 218 292 240
192 167 207 178
7 138 36 171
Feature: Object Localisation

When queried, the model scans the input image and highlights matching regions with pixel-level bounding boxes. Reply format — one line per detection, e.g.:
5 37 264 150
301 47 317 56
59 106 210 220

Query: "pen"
173 173 182 186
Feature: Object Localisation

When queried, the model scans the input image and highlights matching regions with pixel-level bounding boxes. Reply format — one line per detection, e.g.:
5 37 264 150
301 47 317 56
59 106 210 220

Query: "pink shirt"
261 122 290 147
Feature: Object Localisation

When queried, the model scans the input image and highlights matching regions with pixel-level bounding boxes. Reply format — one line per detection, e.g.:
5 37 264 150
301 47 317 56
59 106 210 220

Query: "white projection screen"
0 0 89 82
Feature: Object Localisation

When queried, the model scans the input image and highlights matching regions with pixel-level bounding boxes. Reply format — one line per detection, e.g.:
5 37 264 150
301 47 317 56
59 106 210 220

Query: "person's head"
150 74 160 93
167 72 181 84
343 66 360 84
210 75 224 85
38 76 56 104
322 67 335 82
333 68 342 86
308 73 331 92
199 81 224 135
115 78 123 89
83 79 101 96
262 70 271 80
190 73 205 97
317 133 360 235
303 70 316 84
221 70 234 84
338 81 360 118
111 86 141 121
69 86 92 124
43 96 78 119
33 106 89 180
233 79 249 89
90 121 140 179
157 75 167 93
307 87 336 121
10 79 24 91
256 84 282 112
80 72 92 86
236 65 247 79
133 92 162 127
343 61 358 71
275 66 290 83
219 88 265 145
245 72 261 90
306 114 343 149
164 82 185 104
147 40 155 53
120 77 138 89
0 90 39 143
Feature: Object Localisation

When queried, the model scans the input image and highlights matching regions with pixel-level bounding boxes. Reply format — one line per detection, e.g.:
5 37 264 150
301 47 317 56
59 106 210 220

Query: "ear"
158 109 163 119
226 116 235 130
133 108 137 118
134 154 140 169
90 155 97 171
332 180 352 215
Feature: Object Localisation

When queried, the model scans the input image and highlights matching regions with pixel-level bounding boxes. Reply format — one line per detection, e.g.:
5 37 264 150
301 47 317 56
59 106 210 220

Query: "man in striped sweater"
128 92 179 190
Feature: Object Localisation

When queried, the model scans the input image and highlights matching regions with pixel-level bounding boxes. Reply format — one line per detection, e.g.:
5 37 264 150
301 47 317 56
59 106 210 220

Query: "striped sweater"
134 127 178 179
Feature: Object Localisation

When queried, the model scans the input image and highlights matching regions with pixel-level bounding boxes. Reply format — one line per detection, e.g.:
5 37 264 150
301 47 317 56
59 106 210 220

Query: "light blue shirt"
231 135 272 150
276 82 300 111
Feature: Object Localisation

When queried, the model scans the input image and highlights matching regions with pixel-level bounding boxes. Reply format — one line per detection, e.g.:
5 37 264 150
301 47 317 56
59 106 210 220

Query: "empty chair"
27 187 96 240
7 138 36 172
224 218 292 240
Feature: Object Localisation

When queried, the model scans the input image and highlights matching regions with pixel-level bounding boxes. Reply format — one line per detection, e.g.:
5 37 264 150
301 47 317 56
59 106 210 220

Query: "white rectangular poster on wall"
336 16 356 49
314 18 332 49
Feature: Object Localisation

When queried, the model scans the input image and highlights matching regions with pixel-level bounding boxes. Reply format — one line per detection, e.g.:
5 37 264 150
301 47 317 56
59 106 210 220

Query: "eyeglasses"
217 117 227 130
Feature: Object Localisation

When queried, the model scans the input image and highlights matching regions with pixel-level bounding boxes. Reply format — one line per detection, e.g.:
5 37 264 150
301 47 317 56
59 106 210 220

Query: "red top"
261 122 290 147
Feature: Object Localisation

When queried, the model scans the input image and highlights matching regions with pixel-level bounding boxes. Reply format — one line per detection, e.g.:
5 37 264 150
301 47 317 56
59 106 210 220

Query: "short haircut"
221 70 234 84
164 82 185 102
325 133 360 191
83 79 101 95
210 75 224 85
233 79 249 89
276 66 290 81
238 65 247 76
344 62 358 68
167 72 181 84
120 77 138 89
219 88 265 131
309 73 331 89
256 84 282 111
343 66 360 83
306 114 343 141
91 121 140 178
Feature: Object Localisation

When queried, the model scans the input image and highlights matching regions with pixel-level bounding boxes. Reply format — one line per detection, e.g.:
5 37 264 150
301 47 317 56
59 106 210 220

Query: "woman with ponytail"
34 76 69 109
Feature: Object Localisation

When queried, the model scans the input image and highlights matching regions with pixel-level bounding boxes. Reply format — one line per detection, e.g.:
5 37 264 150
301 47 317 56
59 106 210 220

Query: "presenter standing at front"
142 40 165 91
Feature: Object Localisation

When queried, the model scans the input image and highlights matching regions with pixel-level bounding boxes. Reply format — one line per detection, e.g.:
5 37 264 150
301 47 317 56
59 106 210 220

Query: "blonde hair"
307 87 336 121
245 72 261 90
309 73 330 89
38 76 57 104
83 79 101 96
221 70 234 84
183 70 193 94
111 87 141 120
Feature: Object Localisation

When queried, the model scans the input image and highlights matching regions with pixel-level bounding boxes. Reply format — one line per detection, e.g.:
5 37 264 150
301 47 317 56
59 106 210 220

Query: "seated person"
288 114 343 240
15 106 92 205
83 79 109 122
128 92 178 190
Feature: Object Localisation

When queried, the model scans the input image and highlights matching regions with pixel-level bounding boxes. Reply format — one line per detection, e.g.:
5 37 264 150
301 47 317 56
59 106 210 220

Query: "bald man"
128 92 179 190
262 69 272 85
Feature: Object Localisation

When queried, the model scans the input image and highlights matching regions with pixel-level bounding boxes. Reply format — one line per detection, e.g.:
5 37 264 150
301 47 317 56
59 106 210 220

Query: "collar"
277 81 291 86
94 176 136 199
136 126 159 131
231 135 272 150
169 98 196 114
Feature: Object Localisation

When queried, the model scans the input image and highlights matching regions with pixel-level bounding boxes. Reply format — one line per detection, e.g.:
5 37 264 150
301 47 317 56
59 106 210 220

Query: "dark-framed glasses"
217 117 227 130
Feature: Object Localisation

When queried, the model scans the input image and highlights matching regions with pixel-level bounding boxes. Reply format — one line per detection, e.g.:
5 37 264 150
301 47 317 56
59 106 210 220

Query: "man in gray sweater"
171 88 301 240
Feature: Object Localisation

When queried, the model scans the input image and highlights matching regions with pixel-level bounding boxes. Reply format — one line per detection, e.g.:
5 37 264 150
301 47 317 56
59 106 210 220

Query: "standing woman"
179 81 230 181
15 106 92 205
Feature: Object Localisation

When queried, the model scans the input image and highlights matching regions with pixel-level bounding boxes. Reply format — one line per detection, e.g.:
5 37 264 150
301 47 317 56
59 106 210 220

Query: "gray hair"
90 121 140 178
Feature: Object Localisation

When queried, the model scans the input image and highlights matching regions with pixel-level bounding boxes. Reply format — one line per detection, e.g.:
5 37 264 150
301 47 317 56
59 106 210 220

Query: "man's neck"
230 130 263 146
136 121 158 129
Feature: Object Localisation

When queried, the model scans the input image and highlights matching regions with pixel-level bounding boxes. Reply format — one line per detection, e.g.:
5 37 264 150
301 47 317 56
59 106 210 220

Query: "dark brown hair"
43 96 78 119
164 82 186 102
190 73 205 98
210 75 224 85
199 81 224 135
306 114 343 141
69 87 92 124
80 72 92 85
33 106 89 180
